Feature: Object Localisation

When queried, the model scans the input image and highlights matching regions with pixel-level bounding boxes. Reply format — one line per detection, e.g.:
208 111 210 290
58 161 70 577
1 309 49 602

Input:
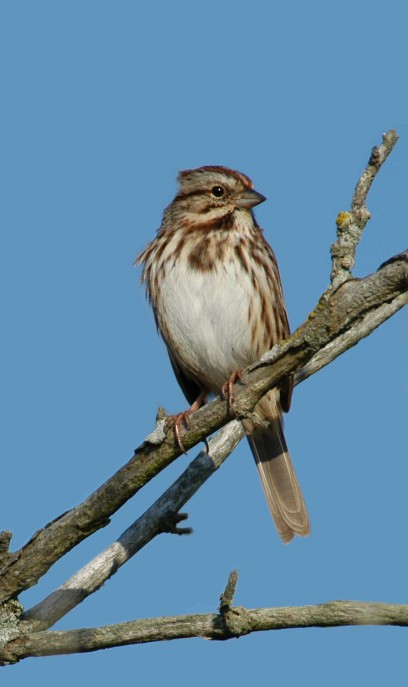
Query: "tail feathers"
246 419 310 543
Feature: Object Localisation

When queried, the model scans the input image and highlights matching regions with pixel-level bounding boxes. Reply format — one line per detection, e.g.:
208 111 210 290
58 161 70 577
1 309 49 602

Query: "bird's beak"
236 188 267 209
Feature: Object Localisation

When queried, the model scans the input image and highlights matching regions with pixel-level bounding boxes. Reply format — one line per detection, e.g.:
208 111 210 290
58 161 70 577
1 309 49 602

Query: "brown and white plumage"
137 166 310 542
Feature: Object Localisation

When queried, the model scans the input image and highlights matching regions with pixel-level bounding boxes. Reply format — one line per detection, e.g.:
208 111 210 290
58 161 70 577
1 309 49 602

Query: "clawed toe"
222 369 243 414
166 411 191 454
166 389 208 454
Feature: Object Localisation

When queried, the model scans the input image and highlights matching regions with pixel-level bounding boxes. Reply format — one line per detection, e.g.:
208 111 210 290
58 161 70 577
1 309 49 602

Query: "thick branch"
5 599 408 661
1 249 407 606
22 251 408 629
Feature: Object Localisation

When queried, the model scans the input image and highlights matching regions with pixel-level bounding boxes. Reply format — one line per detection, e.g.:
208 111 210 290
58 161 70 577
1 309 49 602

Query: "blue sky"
1 1 407 684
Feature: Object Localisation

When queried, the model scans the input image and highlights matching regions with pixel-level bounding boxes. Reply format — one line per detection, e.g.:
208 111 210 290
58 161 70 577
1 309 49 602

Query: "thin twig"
330 129 399 287
219 571 239 612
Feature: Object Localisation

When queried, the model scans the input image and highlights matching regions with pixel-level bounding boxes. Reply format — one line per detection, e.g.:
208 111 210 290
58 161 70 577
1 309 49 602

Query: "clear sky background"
1 1 407 684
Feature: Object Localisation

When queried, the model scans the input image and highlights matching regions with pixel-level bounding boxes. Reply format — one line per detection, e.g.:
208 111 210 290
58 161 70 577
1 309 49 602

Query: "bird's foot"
166 390 208 454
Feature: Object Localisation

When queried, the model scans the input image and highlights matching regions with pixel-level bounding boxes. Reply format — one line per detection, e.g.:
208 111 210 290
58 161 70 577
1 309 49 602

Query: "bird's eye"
211 186 225 197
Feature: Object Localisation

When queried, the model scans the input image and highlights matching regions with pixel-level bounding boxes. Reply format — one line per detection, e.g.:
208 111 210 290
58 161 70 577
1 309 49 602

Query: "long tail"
244 392 310 543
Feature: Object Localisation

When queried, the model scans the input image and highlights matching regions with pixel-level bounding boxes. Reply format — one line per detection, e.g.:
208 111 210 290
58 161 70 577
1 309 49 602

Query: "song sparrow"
137 166 310 542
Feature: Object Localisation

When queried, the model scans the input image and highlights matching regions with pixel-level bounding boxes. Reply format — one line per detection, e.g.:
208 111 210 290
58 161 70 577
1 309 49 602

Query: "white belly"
159 260 255 391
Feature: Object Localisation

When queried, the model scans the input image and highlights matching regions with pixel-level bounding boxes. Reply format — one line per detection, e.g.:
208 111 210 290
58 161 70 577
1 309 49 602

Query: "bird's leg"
166 389 208 454
222 369 243 415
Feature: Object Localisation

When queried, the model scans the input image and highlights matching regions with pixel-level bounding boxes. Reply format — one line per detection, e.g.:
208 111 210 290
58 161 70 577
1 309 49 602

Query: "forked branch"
0 130 407 663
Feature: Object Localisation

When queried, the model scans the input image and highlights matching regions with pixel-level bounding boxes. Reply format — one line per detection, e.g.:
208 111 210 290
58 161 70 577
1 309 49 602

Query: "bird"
137 165 310 542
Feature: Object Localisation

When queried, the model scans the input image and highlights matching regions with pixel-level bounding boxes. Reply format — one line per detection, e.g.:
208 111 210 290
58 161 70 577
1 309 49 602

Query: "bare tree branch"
23 421 244 629
0 130 406 664
6 597 408 662
22 251 407 630
1 248 406 606
330 129 399 287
